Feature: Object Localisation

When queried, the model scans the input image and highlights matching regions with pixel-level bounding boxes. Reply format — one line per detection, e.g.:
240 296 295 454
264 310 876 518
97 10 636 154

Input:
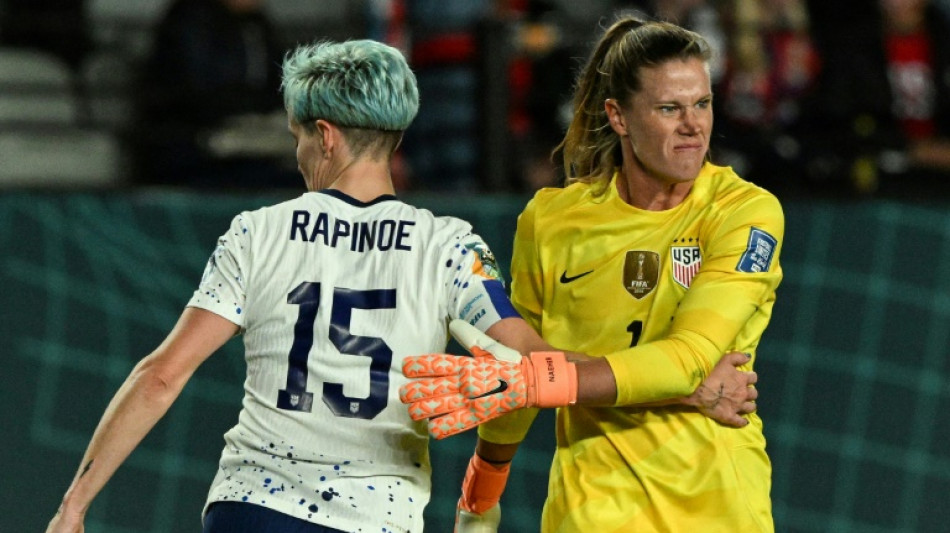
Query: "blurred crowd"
492 0 950 201
2 0 950 200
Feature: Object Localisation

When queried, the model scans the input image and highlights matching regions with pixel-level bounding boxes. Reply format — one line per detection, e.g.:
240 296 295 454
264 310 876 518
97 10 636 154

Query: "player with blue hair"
282 40 419 134
45 38 535 533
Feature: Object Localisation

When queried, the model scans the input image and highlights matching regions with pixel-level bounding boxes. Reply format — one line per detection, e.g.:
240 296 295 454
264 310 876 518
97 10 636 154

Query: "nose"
680 108 702 135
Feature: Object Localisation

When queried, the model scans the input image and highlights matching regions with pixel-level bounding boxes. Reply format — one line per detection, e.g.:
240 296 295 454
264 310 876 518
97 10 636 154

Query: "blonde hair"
555 16 711 194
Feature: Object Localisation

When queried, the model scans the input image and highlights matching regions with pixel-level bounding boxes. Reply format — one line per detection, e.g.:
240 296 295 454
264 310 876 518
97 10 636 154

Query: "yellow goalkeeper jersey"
510 163 783 532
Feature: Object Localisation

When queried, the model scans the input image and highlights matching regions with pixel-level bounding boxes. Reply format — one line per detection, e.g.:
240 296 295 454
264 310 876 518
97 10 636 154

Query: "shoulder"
222 193 325 238
241 193 307 220
379 198 475 235
699 165 785 245
702 164 783 217
375 197 482 246
401 201 467 228
522 182 589 220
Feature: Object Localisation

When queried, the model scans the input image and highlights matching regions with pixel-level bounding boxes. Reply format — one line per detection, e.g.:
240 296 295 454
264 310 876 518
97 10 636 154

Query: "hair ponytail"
553 15 710 194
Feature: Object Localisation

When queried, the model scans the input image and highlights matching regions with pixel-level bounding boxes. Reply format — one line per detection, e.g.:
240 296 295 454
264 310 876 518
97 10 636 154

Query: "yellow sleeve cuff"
604 343 701 405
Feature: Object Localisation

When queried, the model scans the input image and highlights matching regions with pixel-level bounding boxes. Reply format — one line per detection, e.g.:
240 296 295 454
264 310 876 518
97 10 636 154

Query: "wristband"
526 352 578 407
459 454 511 514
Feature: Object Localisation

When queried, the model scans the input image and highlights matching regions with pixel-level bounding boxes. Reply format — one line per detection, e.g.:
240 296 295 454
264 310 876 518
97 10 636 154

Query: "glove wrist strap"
459 454 511 514
527 352 578 407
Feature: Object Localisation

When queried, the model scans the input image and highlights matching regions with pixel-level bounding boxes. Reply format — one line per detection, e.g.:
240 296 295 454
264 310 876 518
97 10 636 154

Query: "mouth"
673 144 704 152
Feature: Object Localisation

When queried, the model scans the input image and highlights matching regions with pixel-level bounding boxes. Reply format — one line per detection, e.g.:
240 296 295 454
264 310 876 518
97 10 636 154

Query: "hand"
682 351 758 427
454 453 509 533
399 320 577 439
46 507 85 533
456 504 501 533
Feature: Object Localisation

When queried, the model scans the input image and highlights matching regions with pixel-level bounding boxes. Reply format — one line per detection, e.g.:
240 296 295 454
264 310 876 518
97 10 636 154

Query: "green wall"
2 191 948 532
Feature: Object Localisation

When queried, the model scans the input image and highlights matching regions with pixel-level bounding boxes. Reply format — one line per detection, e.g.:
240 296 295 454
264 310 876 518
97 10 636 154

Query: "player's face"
608 57 712 187
288 116 322 191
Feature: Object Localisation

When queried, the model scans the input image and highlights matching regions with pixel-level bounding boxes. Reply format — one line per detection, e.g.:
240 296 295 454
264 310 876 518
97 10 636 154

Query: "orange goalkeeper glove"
454 454 509 533
399 320 578 439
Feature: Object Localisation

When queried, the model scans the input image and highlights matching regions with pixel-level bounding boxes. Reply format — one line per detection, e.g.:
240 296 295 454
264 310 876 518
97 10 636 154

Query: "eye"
696 98 712 110
659 105 679 115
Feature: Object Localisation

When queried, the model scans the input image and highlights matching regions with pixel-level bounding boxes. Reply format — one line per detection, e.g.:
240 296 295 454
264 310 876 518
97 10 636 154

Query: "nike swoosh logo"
472 379 509 399
560 270 593 283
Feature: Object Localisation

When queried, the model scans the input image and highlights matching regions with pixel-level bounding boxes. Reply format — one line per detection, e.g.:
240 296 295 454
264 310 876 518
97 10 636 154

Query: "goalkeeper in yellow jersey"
400 13 783 533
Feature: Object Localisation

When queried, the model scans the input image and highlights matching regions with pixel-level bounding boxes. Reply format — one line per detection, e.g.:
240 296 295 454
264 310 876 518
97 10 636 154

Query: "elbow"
666 332 720 383
128 356 188 406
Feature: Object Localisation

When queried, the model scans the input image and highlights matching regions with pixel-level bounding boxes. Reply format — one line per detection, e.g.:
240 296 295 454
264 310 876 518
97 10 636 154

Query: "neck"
324 158 396 202
617 164 694 211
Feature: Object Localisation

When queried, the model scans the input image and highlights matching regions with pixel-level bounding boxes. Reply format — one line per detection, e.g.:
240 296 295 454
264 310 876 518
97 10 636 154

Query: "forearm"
567 357 693 407
48 309 236 533
58 357 186 515
602 333 717 405
487 319 743 410
577 351 758 427
574 358 619 405
485 317 555 355
475 438 521 464
401 321 755 439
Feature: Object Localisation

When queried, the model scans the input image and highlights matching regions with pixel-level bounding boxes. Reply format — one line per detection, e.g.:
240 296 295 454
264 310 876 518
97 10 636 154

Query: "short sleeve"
445 230 520 332
187 214 251 328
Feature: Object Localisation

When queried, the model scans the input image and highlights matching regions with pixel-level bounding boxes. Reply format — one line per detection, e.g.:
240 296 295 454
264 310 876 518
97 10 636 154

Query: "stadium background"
2 0 950 532
2 191 948 532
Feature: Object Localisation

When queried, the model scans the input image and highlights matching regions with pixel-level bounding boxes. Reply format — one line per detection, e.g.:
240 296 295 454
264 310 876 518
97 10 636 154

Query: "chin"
671 161 704 182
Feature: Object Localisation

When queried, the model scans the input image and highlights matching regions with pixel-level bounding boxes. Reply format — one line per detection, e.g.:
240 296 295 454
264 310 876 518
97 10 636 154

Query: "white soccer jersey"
187 189 518 533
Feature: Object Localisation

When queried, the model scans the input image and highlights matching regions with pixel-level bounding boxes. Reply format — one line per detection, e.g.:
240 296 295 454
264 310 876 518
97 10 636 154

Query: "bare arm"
46 308 238 533
484 316 755 415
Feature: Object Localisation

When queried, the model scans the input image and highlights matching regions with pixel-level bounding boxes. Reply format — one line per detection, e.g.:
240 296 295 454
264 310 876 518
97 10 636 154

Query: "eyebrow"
655 93 713 105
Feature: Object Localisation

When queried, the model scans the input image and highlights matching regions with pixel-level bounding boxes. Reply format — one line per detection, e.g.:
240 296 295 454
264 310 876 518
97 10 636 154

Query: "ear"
315 119 335 155
605 98 628 136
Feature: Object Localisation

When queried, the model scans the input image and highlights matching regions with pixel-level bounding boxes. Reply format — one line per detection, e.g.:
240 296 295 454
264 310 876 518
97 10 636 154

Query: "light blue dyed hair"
281 39 419 133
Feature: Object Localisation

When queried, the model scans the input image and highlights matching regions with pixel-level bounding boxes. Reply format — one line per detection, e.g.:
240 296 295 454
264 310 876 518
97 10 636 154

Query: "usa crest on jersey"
670 245 701 288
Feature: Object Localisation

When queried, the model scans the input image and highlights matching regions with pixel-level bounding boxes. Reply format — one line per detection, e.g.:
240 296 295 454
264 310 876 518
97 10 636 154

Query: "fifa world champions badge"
623 250 659 299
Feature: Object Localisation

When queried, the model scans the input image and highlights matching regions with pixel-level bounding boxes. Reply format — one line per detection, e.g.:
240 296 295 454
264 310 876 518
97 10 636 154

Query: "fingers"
469 345 494 359
406 394 466 420
740 385 758 415
716 411 750 428
403 354 461 378
745 370 758 385
746 385 759 402
449 318 521 363
429 409 482 439
400 375 461 402
724 351 752 366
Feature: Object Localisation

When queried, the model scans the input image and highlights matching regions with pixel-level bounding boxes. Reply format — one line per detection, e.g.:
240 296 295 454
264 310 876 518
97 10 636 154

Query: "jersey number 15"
276 281 395 420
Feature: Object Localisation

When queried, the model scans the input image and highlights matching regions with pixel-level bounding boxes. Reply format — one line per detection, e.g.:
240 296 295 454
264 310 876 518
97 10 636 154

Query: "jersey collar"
317 188 400 207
